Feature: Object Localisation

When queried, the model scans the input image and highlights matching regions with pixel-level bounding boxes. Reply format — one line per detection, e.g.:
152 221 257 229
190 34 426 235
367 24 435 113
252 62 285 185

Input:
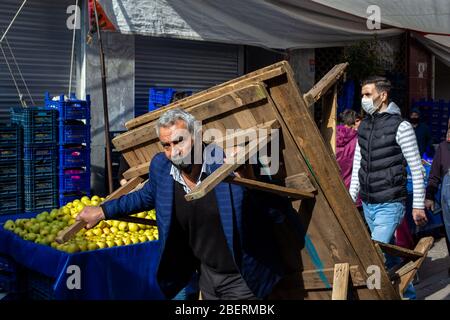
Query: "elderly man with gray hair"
78 108 288 300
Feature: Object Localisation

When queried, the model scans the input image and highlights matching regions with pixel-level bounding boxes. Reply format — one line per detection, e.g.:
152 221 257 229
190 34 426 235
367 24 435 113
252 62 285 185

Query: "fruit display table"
0 213 165 300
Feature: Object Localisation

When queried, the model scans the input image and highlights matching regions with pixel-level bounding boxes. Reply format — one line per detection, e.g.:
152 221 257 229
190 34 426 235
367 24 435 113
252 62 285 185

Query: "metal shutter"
0 0 78 123
135 36 240 117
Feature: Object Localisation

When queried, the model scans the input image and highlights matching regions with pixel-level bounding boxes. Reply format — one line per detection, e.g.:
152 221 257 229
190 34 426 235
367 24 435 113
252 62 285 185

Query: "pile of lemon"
2 195 158 254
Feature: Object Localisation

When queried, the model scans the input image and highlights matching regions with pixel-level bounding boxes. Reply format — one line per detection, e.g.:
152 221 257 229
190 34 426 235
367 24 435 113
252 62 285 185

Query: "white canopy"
97 0 401 49
97 0 450 63
312 0 450 65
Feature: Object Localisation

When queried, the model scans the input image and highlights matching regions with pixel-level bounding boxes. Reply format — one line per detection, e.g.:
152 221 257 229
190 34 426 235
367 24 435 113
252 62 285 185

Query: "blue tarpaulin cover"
0 215 165 300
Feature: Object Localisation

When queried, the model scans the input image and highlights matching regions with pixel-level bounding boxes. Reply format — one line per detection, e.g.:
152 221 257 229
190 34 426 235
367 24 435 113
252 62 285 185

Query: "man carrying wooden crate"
77 109 289 300
349 77 428 299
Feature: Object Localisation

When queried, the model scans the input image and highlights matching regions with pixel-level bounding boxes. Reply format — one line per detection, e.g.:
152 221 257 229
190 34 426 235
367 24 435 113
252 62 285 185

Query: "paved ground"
415 236 450 300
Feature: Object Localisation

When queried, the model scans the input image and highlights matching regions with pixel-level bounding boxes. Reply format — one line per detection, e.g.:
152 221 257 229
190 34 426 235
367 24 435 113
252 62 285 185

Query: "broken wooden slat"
397 236 434 296
224 176 315 200
125 67 286 130
105 176 144 201
303 62 348 107
374 241 424 261
185 136 269 201
56 221 87 244
332 263 350 300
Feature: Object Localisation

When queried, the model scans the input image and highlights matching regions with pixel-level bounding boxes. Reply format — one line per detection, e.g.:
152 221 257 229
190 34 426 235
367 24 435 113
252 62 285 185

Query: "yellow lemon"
96 241 106 249
128 223 139 233
118 222 128 232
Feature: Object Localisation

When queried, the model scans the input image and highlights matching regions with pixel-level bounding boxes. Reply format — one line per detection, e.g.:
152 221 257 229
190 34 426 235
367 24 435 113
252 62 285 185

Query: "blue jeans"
440 174 450 256
362 201 416 299
362 202 404 247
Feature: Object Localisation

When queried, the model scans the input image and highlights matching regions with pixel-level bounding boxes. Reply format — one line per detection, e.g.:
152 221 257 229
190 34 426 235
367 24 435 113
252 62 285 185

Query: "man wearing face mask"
349 77 427 285
409 108 432 157
77 108 288 300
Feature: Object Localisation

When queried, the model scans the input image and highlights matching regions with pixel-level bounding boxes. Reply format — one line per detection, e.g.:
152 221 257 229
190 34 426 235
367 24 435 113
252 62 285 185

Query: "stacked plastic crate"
0 124 23 215
11 107 58 213
148 87 175 112
414 99 450 142
148 87 194 112
45 93 91 206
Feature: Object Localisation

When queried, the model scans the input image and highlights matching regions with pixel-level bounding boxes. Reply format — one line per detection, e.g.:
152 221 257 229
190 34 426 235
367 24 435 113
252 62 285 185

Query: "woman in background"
336 109 361 191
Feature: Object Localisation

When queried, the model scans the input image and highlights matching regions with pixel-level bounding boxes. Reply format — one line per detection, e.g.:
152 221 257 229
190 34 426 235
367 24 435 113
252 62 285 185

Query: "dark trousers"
199 264 258 300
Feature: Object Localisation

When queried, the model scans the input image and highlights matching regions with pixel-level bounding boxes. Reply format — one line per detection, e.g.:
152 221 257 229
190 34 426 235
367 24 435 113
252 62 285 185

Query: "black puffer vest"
358 112 407 204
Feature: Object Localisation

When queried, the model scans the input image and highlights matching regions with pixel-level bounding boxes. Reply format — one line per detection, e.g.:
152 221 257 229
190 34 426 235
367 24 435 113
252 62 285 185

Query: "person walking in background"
336 109 362 209
349 76 427 299
336 109 361 189
425 123 450 276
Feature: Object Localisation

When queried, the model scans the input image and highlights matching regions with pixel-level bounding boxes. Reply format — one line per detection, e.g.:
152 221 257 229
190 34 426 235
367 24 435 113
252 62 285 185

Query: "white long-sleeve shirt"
349 121 425 209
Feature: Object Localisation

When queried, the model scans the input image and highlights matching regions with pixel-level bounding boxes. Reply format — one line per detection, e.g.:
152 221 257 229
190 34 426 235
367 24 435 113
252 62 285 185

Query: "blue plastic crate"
59 123 90 145
24 174 58 194
0 124 21 146
148 87 174 111
23 145 57 161
45 93 90 121
24 159 58 177
0 193 23 215
59 169 90 193
0 254 16 274
22 125 57 145
27 270 55 300
59 192 89 207
24 191 58 213
0 175 22 195
0 146 21 162
59 146 90 168
11 107 57 127
0 160 21 178
0 272 18 293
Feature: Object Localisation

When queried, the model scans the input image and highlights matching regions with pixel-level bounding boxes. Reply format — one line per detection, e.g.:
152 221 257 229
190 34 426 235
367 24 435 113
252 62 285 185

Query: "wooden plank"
374 241 424 261
267 65 398 299
223 176 316 200
397 237 434 296
125 66 286 129
105 176 144 201
320 85 338 154
332 263 350 300
204 119 280 146
389 261 417 280
280 265 366 291
123 162 150 180
56 221 87 244
114 84 268 152
303 62 348 108
185 136 269 201
122 149 141 168
285 173 317 194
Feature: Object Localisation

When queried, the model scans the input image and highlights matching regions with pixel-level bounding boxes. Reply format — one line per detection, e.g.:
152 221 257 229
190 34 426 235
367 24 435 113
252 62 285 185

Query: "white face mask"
361 97 378 115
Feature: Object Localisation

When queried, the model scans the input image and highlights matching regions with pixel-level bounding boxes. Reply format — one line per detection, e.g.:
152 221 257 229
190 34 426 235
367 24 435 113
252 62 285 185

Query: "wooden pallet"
108 61 432 299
